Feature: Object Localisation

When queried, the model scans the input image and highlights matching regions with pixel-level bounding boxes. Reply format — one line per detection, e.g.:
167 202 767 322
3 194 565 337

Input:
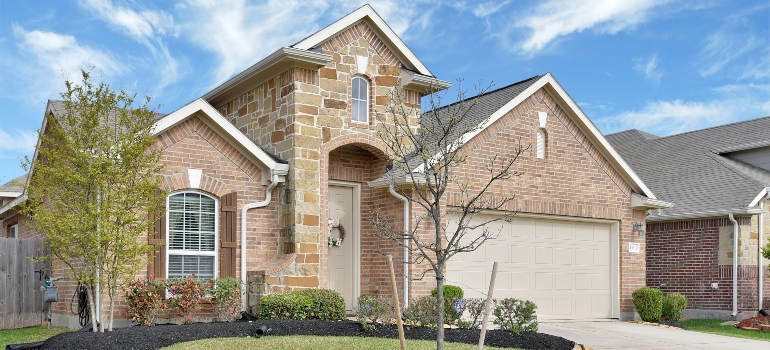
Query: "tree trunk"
86 286 97 333
436 264 445 350
95 278 103 332
108 288 115 332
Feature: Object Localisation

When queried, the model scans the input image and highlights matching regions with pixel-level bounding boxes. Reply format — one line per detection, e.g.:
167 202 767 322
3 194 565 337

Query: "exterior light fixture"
632 222 645 237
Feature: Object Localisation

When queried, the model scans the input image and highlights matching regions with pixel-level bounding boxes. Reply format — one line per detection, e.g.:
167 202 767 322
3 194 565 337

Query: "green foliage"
259 292 314 320
404 295 439 329
124 276 166 326
206 277 244 322
456 298 486 330
355 294 394 328
20 70 165 331
167 275 208 324
297 288 346 320
492 298 538 334
662 293 688 321
632 287 663 322
431 285 464 325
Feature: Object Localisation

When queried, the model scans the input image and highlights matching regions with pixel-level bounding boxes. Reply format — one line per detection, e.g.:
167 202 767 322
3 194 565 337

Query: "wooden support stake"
478 262 498 350
387 255 407 350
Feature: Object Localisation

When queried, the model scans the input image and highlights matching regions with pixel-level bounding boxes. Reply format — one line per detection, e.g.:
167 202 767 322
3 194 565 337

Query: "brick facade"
647 213 770 314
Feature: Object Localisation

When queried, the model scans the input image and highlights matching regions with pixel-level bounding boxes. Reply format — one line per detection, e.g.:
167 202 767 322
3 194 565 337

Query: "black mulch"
41 319 575 350
659 320 685 329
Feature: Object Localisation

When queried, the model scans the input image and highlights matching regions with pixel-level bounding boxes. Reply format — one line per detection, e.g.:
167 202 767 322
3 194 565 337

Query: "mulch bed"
40 319 575 350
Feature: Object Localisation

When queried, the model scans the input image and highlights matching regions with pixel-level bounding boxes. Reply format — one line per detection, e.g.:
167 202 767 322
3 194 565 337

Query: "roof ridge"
708 152 770 191
639 115 770 142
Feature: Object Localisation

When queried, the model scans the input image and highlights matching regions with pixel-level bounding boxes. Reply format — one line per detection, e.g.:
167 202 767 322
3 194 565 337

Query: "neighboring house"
1 4 669 327
0 175 28 238
607 117 770 320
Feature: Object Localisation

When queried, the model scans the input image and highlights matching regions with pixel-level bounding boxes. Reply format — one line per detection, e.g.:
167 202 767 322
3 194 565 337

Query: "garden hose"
69 283 90 327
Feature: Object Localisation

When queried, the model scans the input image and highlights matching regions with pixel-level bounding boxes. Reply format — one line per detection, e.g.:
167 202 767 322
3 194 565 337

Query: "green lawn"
0 326 70 349
682 319 770 341
161 335 514 350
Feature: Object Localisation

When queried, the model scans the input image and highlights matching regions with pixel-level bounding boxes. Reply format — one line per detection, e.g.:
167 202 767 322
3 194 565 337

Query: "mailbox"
44 285 59 303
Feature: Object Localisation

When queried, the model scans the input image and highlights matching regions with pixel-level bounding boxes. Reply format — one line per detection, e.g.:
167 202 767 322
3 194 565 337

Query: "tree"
372 82 526 350
21 70 165 332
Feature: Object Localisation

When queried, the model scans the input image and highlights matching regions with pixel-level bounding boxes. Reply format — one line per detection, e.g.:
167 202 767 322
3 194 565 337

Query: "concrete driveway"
538 320 769 350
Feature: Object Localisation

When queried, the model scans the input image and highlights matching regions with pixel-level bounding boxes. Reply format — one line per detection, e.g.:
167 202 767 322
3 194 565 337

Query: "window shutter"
148 189 166 280
219 192 238 278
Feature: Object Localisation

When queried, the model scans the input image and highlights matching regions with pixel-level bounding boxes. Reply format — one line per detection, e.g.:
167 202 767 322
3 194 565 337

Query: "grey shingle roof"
606 117 770 219
372 75 543 183
0 174 27 194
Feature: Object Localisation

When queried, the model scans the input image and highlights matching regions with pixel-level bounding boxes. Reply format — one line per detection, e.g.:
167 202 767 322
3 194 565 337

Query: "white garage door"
446 214 619 320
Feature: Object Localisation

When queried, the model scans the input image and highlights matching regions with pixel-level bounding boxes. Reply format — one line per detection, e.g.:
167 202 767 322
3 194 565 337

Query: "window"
351 76 370 123
166 192 217 280
8 223 17 238
536 129 546 159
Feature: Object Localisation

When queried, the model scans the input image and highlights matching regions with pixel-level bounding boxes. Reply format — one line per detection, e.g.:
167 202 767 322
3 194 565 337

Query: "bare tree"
372 81 526 350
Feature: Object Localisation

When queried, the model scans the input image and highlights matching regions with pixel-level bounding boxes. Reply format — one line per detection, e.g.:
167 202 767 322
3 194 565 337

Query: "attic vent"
536 128 546 159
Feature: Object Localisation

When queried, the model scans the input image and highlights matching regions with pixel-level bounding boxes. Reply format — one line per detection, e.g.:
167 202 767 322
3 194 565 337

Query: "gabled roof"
292 4 433 77
371 73 660 203
606 116 770 221
0 174 26 198
152 98 289 179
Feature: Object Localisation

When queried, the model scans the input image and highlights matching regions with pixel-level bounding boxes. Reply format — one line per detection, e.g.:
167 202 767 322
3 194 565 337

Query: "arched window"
351 76 369 123
167 192 217 280
536 129 546 159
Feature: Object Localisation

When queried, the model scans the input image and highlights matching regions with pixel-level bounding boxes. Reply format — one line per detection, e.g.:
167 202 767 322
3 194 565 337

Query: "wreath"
327 218 346 247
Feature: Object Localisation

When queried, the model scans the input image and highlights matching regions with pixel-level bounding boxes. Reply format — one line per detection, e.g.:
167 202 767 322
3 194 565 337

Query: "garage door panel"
447 214 614 320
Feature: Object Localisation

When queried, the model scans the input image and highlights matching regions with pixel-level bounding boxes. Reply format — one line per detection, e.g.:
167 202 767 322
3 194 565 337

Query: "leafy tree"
372 82 525 349
21 70 165 332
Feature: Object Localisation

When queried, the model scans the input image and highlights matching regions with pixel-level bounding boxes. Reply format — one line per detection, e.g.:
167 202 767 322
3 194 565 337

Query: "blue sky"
0 0 768 183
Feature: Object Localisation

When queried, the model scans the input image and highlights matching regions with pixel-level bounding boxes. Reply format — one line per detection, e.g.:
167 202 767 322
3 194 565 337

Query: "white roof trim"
292 4 432 76
0 193 26 216
647 207 765 222
0 191 22 198
152 99 289 174
415 73 657 199
631 193 674 210
748 187 770 207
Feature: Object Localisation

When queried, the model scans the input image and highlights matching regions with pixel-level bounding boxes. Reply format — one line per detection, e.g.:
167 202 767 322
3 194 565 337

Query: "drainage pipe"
389 185 410 310
729 213 739 317
760 198 768 311
241 172 280 310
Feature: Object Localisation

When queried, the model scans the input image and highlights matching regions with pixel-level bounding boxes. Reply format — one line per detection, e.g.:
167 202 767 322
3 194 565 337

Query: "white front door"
328 184 357 310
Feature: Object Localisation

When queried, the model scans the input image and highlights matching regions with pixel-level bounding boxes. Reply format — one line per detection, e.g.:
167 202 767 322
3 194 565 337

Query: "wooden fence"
0 237 47 330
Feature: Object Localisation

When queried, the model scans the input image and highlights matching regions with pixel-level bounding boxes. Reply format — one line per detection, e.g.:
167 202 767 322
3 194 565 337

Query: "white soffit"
152 99 289 175
292 4 433 77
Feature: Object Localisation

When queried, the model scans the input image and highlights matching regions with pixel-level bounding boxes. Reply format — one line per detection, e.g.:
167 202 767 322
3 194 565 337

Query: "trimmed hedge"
297 288 346 320
260 289 346 320
632 287 663 322
662 293 687 321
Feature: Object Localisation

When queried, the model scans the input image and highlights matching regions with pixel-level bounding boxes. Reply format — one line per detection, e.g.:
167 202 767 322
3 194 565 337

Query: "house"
606 117 770 320
1 4 669 327
0 175 29 238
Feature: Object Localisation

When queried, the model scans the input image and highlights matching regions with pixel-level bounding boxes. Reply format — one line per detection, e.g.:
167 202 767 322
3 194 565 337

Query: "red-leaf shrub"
167 274 208 324
124 275 166 326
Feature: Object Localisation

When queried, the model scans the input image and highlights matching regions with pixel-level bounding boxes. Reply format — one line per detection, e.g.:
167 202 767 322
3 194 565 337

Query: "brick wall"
647 216 770 312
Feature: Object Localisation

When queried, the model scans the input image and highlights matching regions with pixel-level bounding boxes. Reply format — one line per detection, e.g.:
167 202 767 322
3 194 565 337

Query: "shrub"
206 277 243 322
431 285 464 326
632 287 663 322
661 293 687 321
259 292 314 320
404 295 439 328
124 276 166 326
297 288 346 320
493 298 538 334
355 294 394 329
166 275 208 324
457 298 487 330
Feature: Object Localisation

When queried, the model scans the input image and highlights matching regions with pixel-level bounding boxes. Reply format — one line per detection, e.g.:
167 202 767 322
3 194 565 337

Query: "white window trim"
9 223 18 238
351 75 370 124
165 191 219 280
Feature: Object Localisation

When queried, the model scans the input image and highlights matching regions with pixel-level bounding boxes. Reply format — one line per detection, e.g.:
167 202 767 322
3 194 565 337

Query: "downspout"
389 185 410 310
729 214 739 317
760 198 768 312
241 172 280 310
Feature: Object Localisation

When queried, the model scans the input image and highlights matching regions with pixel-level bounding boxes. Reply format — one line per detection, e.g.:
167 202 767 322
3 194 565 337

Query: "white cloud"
472 1 509 17
634 54 663 82
698 24 762 78
514 0 673 54
0 128 37 152
599 84 770 136
11 25 124 101
78 0 180 91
